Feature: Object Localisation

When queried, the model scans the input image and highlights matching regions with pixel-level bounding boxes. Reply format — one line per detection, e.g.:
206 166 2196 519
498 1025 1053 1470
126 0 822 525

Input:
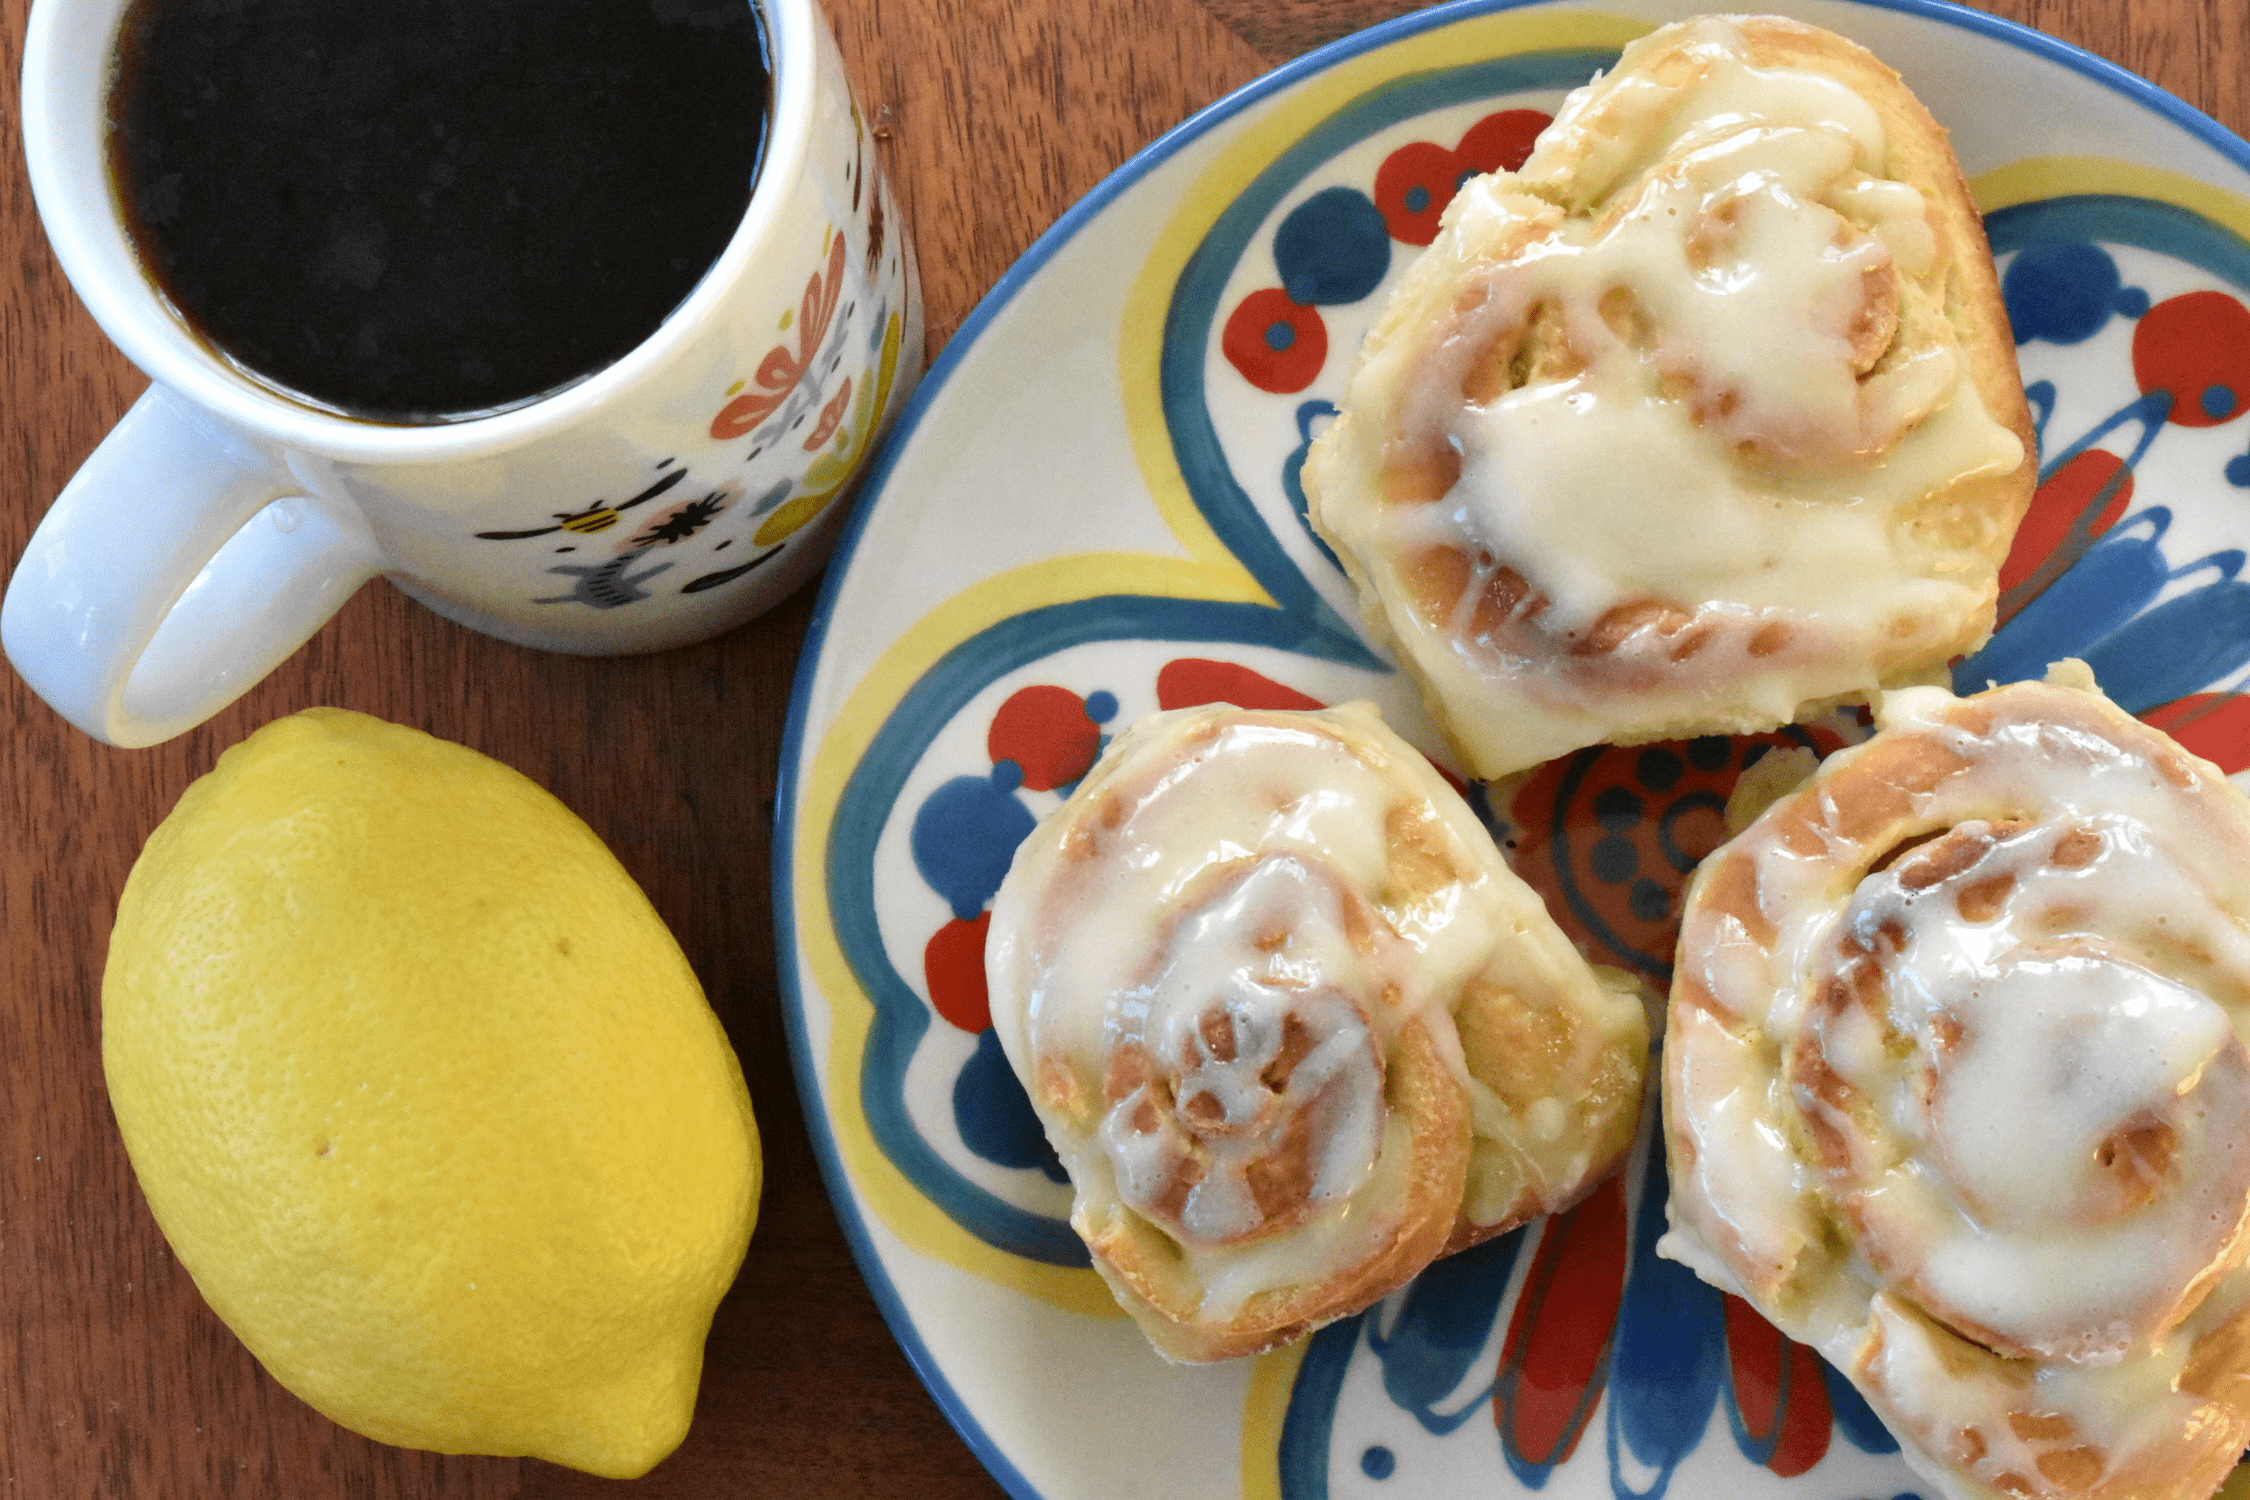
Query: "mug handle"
2 384 383 748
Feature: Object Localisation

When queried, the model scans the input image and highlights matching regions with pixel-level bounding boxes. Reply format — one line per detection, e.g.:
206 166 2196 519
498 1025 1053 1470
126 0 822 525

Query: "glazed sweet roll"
1304 15 2034 778
985 701 1648 1362
1663 668 2250 1500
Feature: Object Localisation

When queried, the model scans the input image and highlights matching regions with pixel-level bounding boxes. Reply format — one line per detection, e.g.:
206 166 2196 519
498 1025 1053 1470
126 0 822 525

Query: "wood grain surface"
0 0 2241 1495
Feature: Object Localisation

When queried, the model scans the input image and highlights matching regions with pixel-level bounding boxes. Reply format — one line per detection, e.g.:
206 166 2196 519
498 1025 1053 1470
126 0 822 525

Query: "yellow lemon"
101 708 760 1478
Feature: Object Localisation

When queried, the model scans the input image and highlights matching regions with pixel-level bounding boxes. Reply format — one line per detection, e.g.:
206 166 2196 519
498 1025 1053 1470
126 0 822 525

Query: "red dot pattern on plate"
1510 729 1848 979
2132 289 2250 427
1222 288 1330 395
924 910 993 1033
1374 109 1551 246
988 684 1103 792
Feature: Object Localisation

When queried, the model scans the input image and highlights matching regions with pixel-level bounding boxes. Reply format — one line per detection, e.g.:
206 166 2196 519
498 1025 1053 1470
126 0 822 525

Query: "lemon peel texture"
102 707 761 1478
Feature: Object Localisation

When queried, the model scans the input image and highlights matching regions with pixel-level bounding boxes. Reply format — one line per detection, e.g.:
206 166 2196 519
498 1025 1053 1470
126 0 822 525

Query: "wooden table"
0 0 2241 1494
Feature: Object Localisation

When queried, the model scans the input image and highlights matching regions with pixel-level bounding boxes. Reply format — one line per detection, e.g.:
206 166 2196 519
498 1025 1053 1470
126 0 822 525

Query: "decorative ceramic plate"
776 1 2250 1496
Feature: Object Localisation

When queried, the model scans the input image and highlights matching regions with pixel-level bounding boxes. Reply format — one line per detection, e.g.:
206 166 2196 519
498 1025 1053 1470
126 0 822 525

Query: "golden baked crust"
1664 672 2250 1500
984 702 1648 1362
1305 14 2036 779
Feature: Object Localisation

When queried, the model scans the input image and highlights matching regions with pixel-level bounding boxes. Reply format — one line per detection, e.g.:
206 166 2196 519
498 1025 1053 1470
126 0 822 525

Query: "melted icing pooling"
985 702 1650 1347
1096 856 1386 1246
1810 817 2250 1365
1400 37 2017 635
1935 952 2227 1231
1309 14 2032 777
1667 677 2250 1499
1021 714 1487 1290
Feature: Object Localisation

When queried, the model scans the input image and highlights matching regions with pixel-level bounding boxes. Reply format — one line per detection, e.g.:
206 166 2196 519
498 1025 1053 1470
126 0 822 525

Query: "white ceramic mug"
6 0 921 747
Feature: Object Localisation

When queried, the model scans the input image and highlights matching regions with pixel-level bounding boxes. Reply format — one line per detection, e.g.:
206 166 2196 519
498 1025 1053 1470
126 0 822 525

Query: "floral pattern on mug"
464 102 915 612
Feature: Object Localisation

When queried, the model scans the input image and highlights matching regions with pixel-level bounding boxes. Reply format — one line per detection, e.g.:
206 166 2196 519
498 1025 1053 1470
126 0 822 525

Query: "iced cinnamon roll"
1664 667 2250 1500
985 701 1648 1362
1305 15 2034 779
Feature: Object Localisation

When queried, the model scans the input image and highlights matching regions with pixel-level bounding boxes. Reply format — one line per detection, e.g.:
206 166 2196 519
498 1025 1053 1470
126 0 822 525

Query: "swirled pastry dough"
986 702 1648 1362
1305 15 2034 778
1664 669 2250 1500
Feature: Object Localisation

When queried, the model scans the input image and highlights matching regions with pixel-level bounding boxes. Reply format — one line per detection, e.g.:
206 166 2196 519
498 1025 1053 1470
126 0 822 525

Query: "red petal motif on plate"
1722 1294 1833 1478
1455 108 1551 176
1492 1174 1629 1468
1373 140 1462 246
1508 730 1846 983
1155 658 1326 713
805 374 854 451
1996 448 2134 626
2143 692 2250 774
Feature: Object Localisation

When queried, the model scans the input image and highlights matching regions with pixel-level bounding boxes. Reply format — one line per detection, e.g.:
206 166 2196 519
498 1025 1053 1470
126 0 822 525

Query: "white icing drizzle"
1309 16 2027 777
1019 715 1502 1090
1410 49 2017 621
1665 674 2250 1499
1811 818 2250 1365
986 702 1646 1335
1095 854 1387 1244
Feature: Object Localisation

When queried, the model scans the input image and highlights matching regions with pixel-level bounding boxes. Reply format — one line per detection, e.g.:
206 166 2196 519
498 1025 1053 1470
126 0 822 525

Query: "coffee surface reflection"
107 0 770 423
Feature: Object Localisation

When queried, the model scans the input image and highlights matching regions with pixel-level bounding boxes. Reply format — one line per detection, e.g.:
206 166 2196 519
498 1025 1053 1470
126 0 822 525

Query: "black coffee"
107 0 769 422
